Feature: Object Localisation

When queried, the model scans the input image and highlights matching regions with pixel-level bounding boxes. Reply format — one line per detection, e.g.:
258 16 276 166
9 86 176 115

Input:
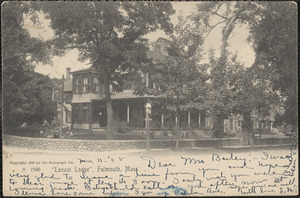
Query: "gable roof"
70 67 99 75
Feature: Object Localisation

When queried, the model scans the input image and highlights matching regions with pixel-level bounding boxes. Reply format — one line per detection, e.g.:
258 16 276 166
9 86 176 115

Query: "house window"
144 72 154 89
230 119 233 131
57 110 62 121
73 104 82 123
66 111 72 123
148 73 153 89
92 77 100 93
82 103 88 123
93 77 98 84
75 78 79 93
83 77 88 93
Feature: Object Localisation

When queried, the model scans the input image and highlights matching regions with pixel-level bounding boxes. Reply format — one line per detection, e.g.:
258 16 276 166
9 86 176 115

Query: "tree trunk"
211 8 245 143
103 69 114 140
242 111 254 146
212 113 225 139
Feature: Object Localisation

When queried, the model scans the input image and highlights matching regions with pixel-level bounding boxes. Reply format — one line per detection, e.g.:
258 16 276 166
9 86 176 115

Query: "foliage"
192 2 296 139
142 18 208 115
192 2 248 139
135 18 208 149
35 1 175 139
40 120 71 138
112 121 131 134
2 2 55 129
243 2 297 129
202 51 245 138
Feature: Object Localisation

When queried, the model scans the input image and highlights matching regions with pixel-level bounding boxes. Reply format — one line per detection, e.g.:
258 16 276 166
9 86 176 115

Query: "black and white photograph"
2 1 298 196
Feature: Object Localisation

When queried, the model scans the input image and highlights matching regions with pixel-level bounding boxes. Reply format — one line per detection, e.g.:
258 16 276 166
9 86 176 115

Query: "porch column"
198 113 201 126
175 116 178 126
188 111 191 129
161 113 164 128
89 103 93 131
145 72 149 87
127 104 130 123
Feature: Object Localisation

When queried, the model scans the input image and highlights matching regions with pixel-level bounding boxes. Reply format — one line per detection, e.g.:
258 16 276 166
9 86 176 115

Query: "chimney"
66 67 71 80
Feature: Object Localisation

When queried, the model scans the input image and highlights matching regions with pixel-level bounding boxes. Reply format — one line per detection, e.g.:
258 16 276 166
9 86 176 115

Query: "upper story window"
83 77 88 92
143 72 156 89
92 77 102 93
74 74 103 94
75 78 80 93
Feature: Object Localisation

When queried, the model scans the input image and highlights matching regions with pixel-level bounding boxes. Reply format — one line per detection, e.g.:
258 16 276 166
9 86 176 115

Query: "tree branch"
213 12 229 20
203 20 227 40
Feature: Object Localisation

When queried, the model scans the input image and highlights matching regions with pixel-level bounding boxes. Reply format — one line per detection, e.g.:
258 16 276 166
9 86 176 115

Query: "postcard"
2 1 298 196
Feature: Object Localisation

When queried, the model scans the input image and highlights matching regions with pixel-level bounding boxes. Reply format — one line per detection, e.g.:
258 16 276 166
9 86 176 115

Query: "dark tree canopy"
2 2 54 128
193 1 297 136
144 19 207 113
244 2 297 129
35 1 175 139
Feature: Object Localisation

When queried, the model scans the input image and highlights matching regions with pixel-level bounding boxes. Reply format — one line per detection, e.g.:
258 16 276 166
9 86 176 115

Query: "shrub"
40 120 70 138
113 121 131 133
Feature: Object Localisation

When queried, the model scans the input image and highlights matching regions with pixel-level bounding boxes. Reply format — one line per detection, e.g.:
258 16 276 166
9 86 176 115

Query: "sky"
31 2 255 79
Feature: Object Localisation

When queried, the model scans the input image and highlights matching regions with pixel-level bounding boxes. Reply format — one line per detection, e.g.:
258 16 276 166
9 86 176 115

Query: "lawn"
5 126 285 140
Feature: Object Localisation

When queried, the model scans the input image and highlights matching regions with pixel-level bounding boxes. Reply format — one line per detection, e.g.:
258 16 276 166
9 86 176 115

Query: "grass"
5 126 148 140
5 126 283 141
6 126 41 138
65 129 147 140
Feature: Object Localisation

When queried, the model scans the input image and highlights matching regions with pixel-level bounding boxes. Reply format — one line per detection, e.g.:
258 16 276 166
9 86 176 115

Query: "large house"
60 67 208 130
58 39 277 133
58 40 209 130
59 68 276 133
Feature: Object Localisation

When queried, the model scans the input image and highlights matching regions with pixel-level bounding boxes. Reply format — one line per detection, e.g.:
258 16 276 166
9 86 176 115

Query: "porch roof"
71 93 102 103
111 90 142 99
71 90 155 103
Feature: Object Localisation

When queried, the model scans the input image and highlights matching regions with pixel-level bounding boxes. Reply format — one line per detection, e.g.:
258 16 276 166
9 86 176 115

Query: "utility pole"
59 75 64 139
145 101 152 152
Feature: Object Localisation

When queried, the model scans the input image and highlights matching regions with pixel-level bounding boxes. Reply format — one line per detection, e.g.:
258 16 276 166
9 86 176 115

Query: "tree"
228 64 281 145
36 1 175 139
14 72 57 125
192 2 248 139
2 1 52 129
204 51 245 139
242 2 297 131
193 2 297 137
139 18 208 149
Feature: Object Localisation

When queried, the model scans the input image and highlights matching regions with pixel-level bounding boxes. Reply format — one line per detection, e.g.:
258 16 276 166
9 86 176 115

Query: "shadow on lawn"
5 126 147 140
5 126 282 141
66 130 147 140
